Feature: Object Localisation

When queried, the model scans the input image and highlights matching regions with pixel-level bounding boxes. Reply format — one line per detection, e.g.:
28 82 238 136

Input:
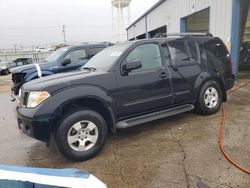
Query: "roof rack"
153 32 213 38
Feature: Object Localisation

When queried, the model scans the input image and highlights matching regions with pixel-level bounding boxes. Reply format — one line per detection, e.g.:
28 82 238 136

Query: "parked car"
13 58 33 67
16 33 234 161
0 61 12 75
35 47 54 53
11 43 111 95
239 41 250 69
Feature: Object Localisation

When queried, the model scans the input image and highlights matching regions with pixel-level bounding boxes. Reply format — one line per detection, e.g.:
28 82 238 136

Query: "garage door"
243 6 250 41
185 8 210 33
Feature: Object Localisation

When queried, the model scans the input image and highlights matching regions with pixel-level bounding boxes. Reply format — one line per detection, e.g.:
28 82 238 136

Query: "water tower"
111 0 131 42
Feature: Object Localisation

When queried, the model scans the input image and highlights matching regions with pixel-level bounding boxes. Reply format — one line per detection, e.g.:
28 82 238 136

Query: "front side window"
65 49 87 64
126 43 162 72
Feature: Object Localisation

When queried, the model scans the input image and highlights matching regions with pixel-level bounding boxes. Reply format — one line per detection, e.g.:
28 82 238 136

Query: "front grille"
12 73 26 85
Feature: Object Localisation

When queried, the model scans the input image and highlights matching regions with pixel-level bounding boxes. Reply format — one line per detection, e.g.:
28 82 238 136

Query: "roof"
126 0 166 30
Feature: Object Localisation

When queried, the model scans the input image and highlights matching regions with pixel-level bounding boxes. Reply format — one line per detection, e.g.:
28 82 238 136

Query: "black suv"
16 33 234 161
11 43 111 95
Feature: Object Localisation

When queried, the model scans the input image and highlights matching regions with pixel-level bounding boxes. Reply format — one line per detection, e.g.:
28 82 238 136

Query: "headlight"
27 91 50 108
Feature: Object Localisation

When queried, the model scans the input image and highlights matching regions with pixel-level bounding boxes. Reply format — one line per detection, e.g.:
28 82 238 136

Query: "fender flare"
194 72 227 102
36 85 115 130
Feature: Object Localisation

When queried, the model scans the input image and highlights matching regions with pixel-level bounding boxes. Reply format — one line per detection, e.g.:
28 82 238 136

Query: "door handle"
159 72 167 78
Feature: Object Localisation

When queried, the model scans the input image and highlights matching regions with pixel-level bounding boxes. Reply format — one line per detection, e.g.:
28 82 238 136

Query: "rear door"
167 39 202 104
115 42 172 118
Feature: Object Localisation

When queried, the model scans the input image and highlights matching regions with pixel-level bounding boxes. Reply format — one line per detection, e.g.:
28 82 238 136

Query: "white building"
126 0 250 76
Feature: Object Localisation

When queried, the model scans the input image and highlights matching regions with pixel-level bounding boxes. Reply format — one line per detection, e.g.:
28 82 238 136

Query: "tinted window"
65 49 86 64
167 40 190 66
199 43 207 61
186 41 199 61
204 39 229 61
126 43 162 72
204 39 230 76
90 46 105 56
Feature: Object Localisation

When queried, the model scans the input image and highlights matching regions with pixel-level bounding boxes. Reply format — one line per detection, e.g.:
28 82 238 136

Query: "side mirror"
123 59 142 73
62 58 71 66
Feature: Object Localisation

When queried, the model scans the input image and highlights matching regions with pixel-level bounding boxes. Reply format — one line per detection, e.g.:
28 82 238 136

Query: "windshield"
45 47 68 62
83 44 130 70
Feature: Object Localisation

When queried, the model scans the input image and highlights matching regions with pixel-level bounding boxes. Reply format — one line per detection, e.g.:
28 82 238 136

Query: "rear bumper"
225 77 235 91
16 107 52 142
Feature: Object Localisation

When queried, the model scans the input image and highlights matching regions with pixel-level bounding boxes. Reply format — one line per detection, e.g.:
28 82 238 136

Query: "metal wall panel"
127 17 146 39
127 0 233 44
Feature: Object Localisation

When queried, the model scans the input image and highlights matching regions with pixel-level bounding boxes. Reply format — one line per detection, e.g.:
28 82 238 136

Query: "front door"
115 43 172 118
60 49 87 72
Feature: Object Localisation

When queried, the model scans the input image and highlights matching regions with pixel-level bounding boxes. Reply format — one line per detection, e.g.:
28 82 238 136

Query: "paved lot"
0 73 249 188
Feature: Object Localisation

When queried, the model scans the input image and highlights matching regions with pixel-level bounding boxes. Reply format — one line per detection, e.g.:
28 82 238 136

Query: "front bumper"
11 84 21 96
16 107 52 142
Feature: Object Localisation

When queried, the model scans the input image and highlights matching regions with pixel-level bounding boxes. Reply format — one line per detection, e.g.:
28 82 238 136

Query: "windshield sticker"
110 52 122 57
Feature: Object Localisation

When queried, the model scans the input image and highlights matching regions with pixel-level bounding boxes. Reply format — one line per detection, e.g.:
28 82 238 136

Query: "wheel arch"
55 97 115 133
194 72 227 102
38 86 115 134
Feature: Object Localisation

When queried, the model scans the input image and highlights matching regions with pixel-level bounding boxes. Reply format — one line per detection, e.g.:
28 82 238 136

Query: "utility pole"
62 25 67 45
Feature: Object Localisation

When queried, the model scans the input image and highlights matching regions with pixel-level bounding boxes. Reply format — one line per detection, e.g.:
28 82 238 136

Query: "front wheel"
196 80 222 115
4 69 9 75
55 109 108 161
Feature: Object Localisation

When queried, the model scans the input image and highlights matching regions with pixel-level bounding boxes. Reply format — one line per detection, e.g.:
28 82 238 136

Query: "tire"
195 80 222 115
55 109 108 161
3 69 8 75
5 69 9 75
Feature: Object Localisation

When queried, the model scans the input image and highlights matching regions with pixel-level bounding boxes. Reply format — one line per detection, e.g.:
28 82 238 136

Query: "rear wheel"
196 80 222 115
55 109 108 161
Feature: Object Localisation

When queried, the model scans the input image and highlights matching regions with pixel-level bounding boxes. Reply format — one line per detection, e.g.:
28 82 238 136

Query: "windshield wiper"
82 67 96 71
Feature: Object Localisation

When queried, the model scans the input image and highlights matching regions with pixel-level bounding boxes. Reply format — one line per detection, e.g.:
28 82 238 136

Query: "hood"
11 62 53 74
11 64 36 73
21 70 104 93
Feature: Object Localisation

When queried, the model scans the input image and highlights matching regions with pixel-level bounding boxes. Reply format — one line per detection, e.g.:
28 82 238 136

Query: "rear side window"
204 39 229 61
186 41 199 62
126 43 162 72
167 40 190 66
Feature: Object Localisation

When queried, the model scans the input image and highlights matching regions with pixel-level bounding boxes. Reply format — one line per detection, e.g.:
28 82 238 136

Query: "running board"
115 104 194 129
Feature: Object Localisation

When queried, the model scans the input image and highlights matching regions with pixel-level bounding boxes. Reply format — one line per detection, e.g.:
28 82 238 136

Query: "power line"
0 26 61 30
